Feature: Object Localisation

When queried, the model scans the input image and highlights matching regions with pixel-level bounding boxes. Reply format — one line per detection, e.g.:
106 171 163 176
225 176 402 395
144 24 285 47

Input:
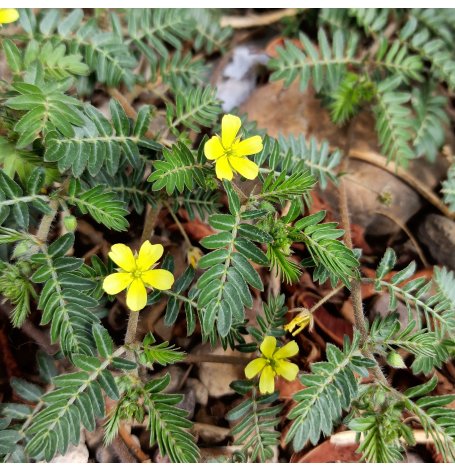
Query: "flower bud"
63 215 77 232
187 246 203 269
12 240 33 259
386 351 406 369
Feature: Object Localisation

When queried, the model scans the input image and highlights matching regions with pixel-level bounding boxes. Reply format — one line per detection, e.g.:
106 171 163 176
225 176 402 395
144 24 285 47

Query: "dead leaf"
291 439 361 463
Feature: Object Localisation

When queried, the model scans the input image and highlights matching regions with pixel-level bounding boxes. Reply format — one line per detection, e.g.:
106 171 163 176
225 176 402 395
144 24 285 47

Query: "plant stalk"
338 122 389 386
124 310 139 363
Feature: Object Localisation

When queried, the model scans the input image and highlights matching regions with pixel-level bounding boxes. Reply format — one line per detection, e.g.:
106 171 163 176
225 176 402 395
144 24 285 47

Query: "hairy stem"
338 123 389 386
310 284 344 314
35 199 59 242
140 202 162 245
124 310 139 363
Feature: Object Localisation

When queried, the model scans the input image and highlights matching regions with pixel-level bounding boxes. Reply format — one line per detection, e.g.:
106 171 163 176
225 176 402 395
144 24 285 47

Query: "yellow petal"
233 135 263 156
259 365 276 394
126 278 147 311
109 244 136 272
275 359 299 381
204 136 225 160
260 336 277 358
136 241 163 271
215 155 233 181
273 340 299 359
103 272 133 295
0 9 19 24
221 114 241 149
284 311 313 336
229 156 259 180
141 269 174 290
244 358 267 379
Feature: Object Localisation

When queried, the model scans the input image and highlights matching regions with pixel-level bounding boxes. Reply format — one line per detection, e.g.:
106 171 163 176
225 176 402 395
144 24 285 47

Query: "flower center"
266 357 278 369
132 269 143 279
225 148 235 159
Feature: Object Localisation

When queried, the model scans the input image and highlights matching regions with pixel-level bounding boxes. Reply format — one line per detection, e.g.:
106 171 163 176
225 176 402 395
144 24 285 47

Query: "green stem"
164 201 192 247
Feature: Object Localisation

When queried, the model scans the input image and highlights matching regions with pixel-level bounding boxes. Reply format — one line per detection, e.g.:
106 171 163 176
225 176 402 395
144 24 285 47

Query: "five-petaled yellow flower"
0 9 19 24
204 114 263 181
245 336 299 395
284 309 314 336
103 241 174 312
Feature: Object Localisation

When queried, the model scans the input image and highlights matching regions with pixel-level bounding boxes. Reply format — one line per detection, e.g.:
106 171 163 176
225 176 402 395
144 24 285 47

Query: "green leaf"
228 388 282 462
200 231 232 249
3 39 22 74
72 355 102 372
92 324 114 358
269 28 359 92
166 85 221 133
148 141 206 195
237 224 273 243
67 180 128 231
10 378 43 403
234 238 269 265
98 370 119 400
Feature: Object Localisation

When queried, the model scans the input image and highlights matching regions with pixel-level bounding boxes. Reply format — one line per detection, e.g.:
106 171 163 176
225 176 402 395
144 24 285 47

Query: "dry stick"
347 148 454 219
338 125 389 386
119 424 150 462
20 318 59 356
220 8 301 28
375 210 430 268
331 429 442 446
184 354 249 366
112 436 137 463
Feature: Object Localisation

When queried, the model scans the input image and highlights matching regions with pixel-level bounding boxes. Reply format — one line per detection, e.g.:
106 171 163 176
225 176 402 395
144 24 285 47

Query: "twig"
375 210 430 267
119 425 150 462
347 148 453 219
108 88 138 122
193 422 231 440
331 429 443 446
20 319 59 356
184 354 249 366
0 305 58 356
288 284 345 318
112 436 137 463
221 8 301 29
309 284 345 314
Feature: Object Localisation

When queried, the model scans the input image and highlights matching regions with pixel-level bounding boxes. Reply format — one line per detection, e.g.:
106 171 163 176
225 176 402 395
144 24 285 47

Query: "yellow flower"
204 114 263 181
245 336 299 394
284 309 314 336
103 241 174 312
0 9 19 24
